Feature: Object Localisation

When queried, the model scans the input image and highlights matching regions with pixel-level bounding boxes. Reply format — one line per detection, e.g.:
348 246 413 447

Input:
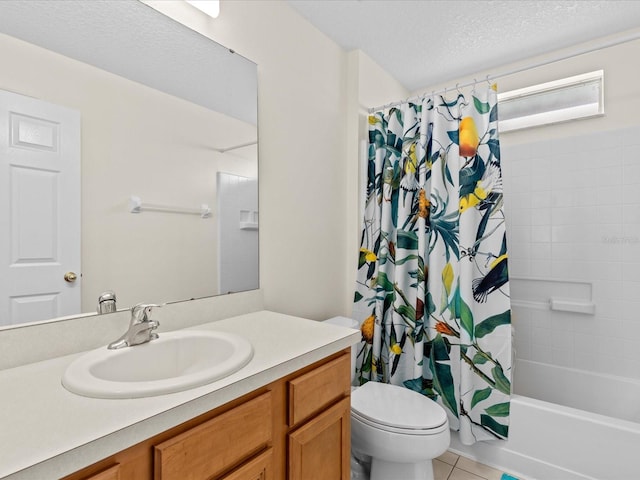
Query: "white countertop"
0 311 360 480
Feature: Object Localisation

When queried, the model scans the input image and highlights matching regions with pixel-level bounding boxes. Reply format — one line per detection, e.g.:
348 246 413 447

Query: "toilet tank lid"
323 316 359 329
351 381 447 430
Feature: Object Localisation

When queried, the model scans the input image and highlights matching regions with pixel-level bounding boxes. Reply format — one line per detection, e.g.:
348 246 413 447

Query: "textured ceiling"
287 0 640 91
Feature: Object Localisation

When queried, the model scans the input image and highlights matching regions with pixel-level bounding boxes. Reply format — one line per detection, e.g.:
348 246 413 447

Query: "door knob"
64 272 78 283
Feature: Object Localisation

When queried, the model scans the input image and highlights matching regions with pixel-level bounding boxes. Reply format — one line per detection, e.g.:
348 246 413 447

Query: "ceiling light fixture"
185 0 219 19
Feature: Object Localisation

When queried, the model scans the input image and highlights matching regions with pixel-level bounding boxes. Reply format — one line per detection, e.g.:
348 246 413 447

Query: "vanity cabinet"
63 350 350 480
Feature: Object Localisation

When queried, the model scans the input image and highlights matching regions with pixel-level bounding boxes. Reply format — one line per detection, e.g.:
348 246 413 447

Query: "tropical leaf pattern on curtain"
354 86 512 444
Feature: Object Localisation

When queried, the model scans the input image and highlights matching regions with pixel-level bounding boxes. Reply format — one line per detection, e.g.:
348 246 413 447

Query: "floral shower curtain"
354 85 512 444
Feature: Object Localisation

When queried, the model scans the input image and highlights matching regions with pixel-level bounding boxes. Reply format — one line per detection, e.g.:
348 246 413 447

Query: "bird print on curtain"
354 85 512 444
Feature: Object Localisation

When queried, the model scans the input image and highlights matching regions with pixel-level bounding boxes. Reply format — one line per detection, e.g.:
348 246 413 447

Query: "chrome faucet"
107 303 161 349
97 290 117 314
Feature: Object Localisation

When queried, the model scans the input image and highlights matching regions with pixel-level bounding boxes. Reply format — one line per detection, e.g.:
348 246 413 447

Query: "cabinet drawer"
288 353 350 427
154 392 272 480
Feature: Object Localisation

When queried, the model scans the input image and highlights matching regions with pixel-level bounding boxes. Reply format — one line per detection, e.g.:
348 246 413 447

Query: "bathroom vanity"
0 311 359 480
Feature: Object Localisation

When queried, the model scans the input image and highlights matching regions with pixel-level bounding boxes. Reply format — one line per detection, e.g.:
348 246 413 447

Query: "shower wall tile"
508 208 531 226
622 262 640 282
507 241 529 260
534 190 552 207
621 145 640 164
508 259 530 277
622 204 640 221
551 348 573 367
619 126 640 145
549 311 575 331
595 166 622 186
598 245 623 262
531 326 549 346
529 342 553 364
593 280 623 301
531 174 551 192
531 226 551 243
621 281 640 298
621 184 640 204
618 358 640 379
530 260 551 277
509 175 531 192
551 189 574 207
550 329 574 350
622 164 640 184
597 185 622 205
531 243 551 259
622 221 640 237
573 332 599 349
510 225 532 244
622 339 640 360
619 301 640 321
503 125 640 381
595 206 622 223
532 208 551 225
508 192 531 209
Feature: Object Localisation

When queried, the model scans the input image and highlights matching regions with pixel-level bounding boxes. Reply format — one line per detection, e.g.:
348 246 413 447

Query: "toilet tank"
323 316 359 384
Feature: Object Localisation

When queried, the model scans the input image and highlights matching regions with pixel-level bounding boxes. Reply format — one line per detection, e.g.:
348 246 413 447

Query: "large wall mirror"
0 0 258 328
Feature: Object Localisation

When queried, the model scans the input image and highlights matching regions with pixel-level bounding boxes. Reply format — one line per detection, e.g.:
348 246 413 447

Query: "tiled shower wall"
501 125 640 381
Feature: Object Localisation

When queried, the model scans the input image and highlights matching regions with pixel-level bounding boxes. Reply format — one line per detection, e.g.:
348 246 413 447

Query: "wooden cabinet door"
220 449 272 480
288 397 350 480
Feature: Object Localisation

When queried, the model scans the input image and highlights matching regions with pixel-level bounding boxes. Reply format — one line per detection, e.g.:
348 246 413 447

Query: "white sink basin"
62 330 253 399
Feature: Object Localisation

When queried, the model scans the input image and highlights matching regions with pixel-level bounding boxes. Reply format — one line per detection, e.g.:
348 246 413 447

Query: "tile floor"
434 451 520 480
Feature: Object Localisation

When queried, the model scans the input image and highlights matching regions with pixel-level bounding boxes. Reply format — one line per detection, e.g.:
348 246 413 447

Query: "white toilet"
324 317 450 480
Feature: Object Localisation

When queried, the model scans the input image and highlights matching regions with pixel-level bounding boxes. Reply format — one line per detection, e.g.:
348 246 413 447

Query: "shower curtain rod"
368 30 640 113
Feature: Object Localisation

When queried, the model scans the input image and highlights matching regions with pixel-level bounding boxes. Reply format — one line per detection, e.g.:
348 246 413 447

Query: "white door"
0 90 81 326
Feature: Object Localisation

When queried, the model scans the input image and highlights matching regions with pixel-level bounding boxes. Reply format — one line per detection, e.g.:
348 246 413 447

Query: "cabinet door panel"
220 448 273 480
154 392 272 480
288 396 350 480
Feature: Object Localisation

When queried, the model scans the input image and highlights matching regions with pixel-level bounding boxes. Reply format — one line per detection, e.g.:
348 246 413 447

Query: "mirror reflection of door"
217 173 258 295
0 90 81 326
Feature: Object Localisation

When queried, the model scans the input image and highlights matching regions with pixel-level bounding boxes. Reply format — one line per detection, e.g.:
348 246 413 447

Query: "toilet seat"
351 382 448 435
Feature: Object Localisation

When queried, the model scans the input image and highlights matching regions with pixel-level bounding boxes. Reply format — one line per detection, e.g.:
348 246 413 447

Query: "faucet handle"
131 303 162 323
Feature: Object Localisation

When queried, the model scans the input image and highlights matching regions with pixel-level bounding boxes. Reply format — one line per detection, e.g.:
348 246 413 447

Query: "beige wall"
148 0 351 320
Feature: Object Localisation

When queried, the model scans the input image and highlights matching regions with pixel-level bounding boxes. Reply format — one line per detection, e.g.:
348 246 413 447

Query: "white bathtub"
448 360 640 479
514 359 640 424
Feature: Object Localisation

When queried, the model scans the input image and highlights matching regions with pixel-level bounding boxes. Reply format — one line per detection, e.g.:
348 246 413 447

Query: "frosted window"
498 71 604 132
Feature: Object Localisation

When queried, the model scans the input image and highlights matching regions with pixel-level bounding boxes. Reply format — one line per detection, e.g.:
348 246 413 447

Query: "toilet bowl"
323 317 451 480
351 382 450 480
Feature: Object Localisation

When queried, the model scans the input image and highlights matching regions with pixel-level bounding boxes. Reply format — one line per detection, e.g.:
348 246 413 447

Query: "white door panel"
0 90 81 326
